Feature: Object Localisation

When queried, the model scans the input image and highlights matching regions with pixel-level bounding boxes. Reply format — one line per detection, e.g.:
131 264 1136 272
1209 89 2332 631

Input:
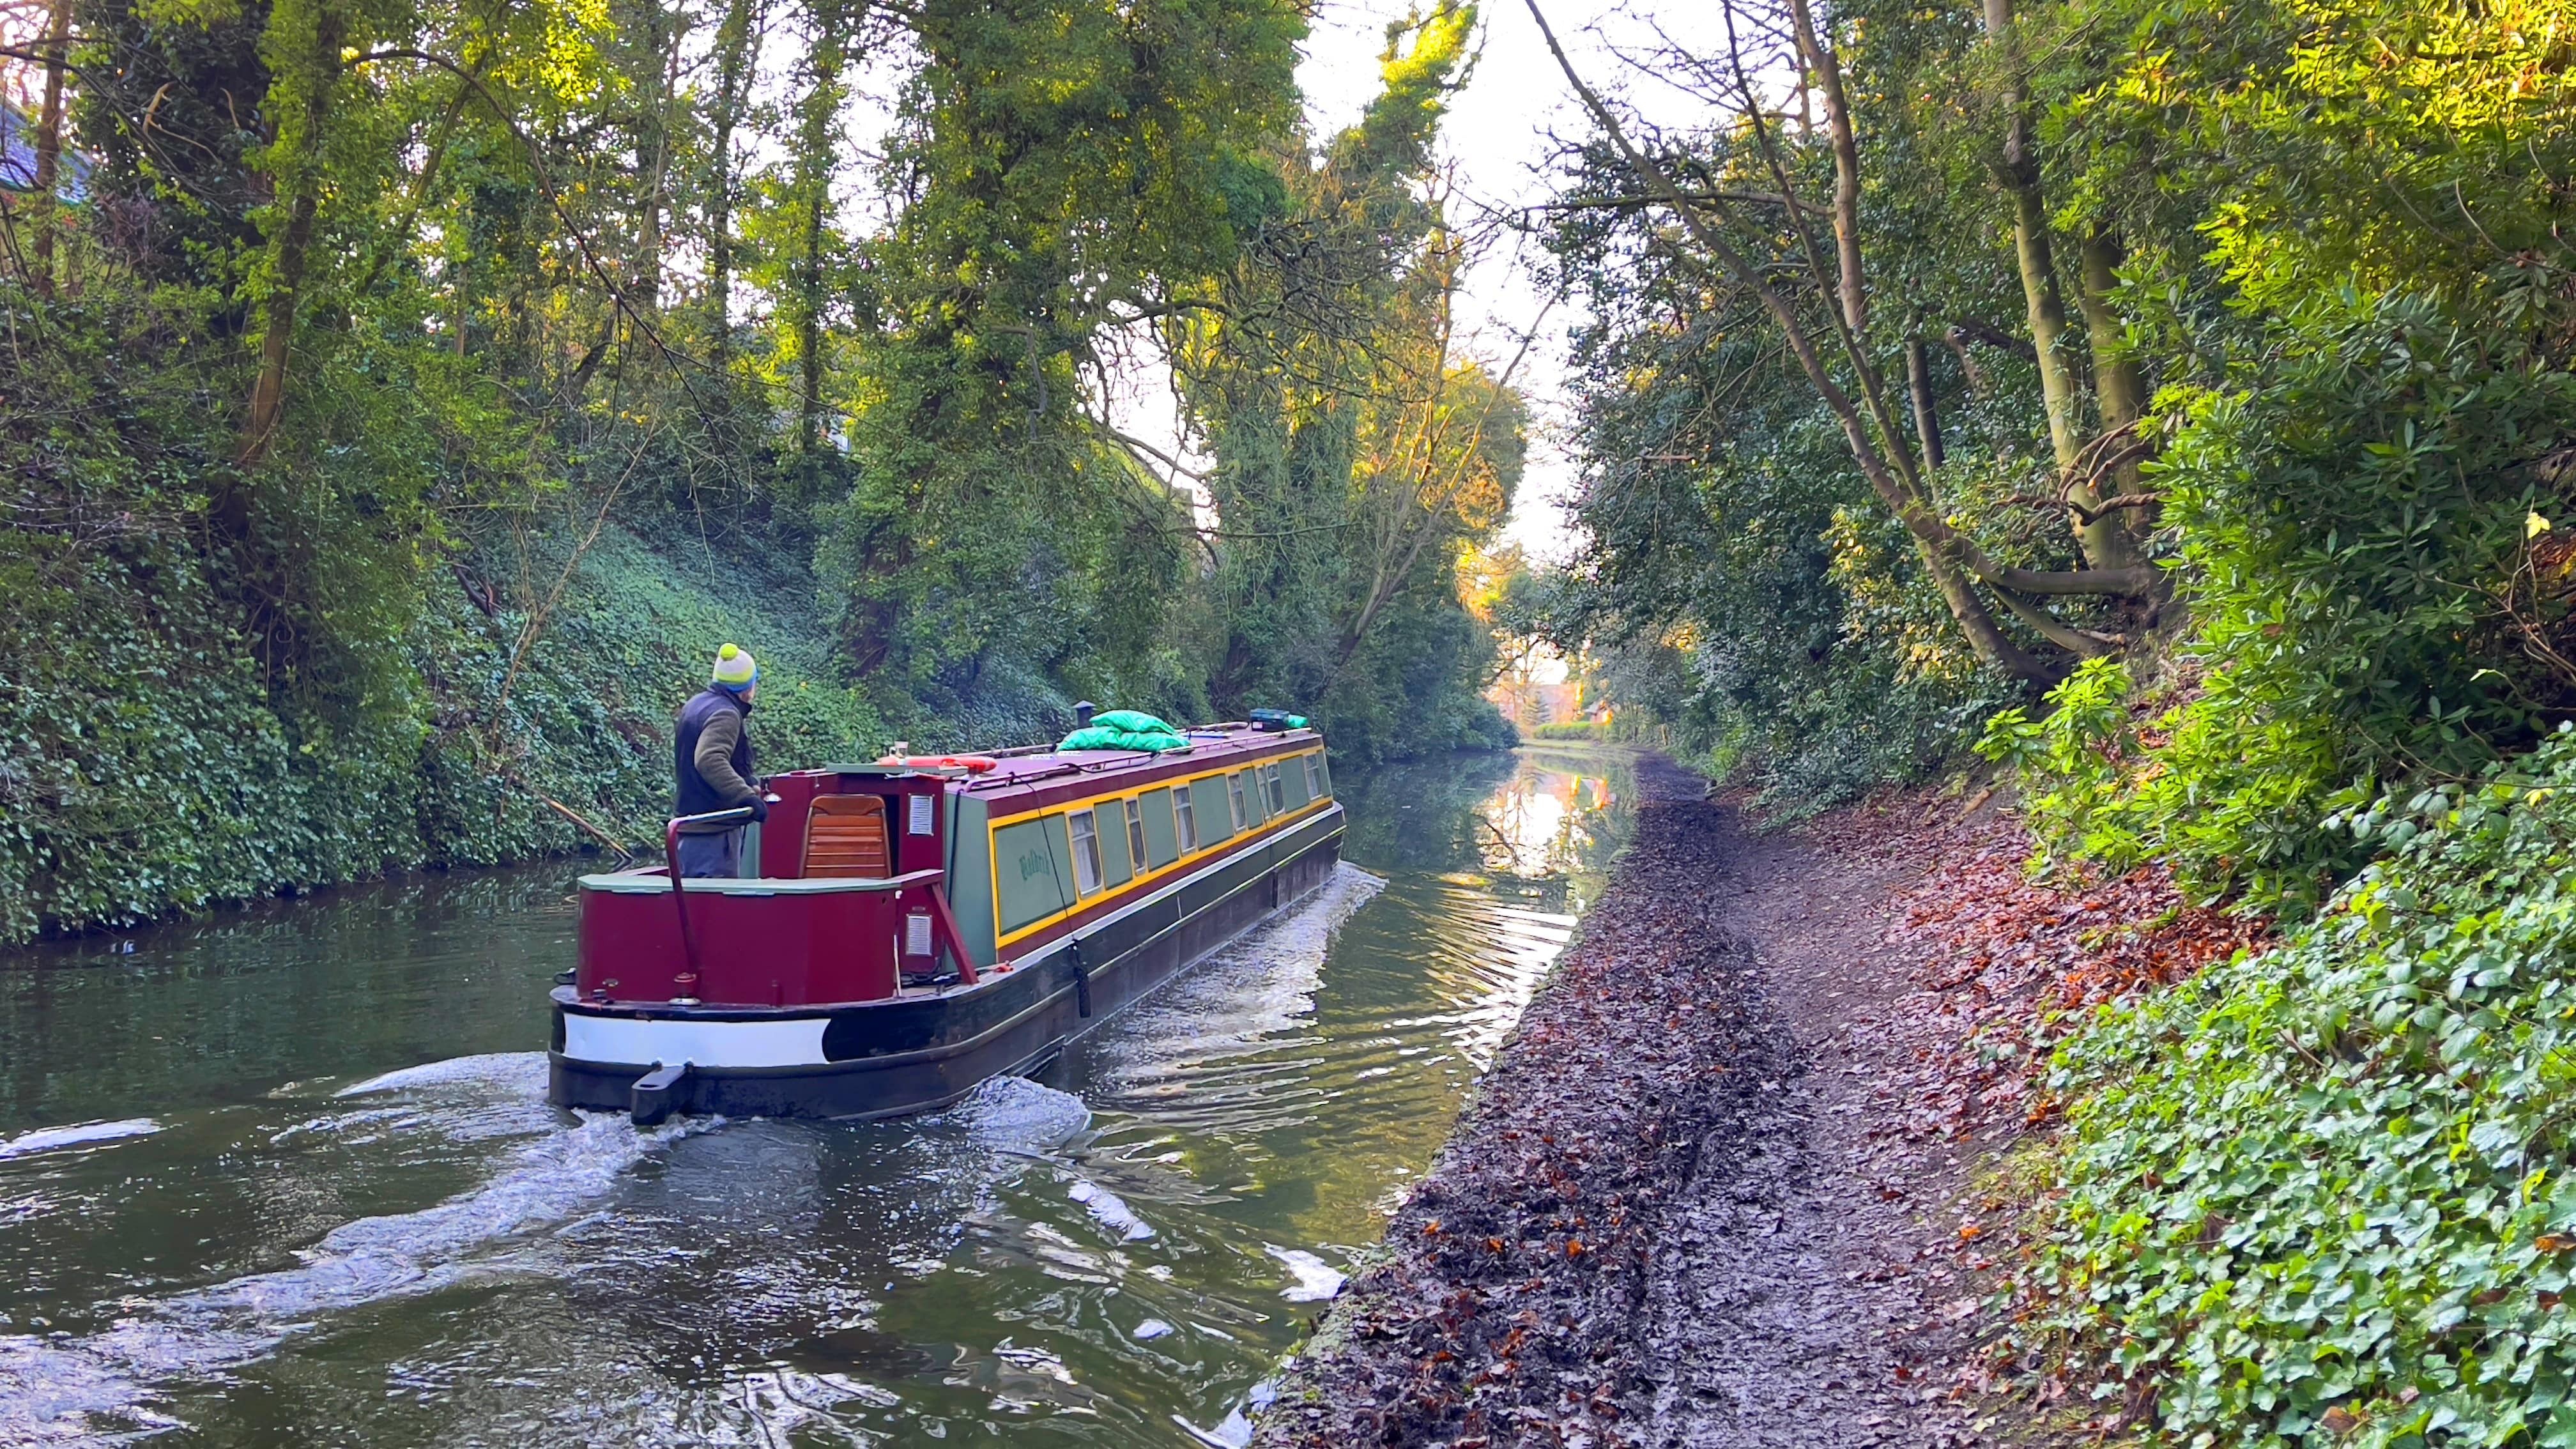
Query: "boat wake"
0 1052 706 1444
1094 862 1388 1092
0 1119 162 1162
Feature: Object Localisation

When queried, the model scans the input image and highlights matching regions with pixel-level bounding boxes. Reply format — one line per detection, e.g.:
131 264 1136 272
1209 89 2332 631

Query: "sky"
1292 0 1725 563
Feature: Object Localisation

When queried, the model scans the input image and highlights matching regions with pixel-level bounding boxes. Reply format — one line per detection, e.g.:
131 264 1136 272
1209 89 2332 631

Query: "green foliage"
832 0 1304 693
0 516 883 942
1535 184 2028 807
3 0 1510 942
1178 1 1519 765
2037 728 2576 1446
1985 291 2576 909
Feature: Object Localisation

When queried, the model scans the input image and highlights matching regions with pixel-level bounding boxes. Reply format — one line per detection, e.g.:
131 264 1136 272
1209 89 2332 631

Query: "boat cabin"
569 723 1335 1013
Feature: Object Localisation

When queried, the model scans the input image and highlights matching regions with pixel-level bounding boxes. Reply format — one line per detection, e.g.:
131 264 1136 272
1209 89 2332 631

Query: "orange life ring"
878 754 999 774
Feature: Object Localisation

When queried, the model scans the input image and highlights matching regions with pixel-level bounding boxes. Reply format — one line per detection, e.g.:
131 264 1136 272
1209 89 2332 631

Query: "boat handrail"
664 806 757 984
581 867 946 895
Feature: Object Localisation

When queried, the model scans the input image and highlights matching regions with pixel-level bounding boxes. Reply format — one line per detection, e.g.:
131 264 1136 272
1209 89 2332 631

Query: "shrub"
1982 291 2576 912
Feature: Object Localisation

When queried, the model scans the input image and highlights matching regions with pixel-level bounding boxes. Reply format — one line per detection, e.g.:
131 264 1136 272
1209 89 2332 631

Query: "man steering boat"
671 643 766 877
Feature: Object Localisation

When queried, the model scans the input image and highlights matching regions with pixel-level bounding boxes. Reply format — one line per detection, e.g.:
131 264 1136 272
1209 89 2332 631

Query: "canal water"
0 747 1634 1447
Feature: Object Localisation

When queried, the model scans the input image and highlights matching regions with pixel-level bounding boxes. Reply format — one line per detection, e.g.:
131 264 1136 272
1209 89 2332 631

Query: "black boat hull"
548 808 1344 1121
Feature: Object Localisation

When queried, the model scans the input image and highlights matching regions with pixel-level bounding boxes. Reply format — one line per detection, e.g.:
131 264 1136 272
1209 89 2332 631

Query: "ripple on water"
0 1055 709 1444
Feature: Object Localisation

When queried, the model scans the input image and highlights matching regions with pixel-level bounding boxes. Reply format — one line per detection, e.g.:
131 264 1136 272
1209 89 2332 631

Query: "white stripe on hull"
561 1013 830 1069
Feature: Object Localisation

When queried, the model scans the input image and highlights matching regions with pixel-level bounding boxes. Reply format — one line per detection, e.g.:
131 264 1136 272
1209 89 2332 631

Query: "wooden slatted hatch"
804 795 891 877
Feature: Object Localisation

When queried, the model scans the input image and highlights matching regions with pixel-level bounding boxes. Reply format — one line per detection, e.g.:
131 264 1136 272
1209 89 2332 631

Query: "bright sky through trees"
1298 0 1726 562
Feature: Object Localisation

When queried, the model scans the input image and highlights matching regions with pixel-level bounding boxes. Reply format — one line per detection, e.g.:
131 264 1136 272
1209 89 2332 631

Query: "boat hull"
549 805 1344 1121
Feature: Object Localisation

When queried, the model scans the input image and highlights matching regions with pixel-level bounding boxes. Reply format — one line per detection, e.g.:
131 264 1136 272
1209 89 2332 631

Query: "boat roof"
951 722 1322 813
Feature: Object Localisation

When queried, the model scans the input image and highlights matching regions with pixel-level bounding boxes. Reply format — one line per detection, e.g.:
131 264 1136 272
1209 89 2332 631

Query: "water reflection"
0 746 1636 1446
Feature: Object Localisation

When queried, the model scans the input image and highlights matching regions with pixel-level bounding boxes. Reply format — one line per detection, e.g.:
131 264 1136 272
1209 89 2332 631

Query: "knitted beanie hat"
712 643 758 691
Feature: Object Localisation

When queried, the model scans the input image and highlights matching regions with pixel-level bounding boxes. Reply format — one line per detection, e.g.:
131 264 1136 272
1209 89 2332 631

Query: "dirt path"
1252 756 2004 1448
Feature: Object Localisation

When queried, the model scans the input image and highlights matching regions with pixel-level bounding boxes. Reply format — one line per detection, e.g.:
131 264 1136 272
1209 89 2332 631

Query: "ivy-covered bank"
0 526 893 944
2029 730 2576 1445
5 503 1513 946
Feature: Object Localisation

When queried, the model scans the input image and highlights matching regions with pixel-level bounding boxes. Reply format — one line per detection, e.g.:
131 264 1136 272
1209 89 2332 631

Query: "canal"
0 746 1634 1446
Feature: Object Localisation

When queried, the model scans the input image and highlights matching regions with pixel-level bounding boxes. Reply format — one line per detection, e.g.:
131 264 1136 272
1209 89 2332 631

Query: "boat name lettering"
1019 848 1052 882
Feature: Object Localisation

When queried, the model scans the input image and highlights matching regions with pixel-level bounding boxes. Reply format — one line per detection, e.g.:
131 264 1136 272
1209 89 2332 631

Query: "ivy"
2038 728 2576 1445
0 524 886 944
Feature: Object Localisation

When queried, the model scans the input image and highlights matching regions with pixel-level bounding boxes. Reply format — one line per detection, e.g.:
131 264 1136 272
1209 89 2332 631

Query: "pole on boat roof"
663 805 756 986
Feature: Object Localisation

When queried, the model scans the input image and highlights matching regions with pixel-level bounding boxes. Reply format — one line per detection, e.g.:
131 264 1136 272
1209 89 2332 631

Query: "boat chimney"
1074 700 1097 728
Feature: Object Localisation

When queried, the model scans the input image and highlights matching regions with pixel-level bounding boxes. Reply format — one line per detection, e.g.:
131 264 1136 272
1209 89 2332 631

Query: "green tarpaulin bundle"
1058 709 1191 753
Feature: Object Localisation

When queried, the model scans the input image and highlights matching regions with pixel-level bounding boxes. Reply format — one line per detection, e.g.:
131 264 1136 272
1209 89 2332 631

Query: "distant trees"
1177 1 1524 760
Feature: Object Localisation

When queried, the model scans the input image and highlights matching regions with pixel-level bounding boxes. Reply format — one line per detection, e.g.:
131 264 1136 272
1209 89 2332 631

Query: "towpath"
1252 755 2006 1448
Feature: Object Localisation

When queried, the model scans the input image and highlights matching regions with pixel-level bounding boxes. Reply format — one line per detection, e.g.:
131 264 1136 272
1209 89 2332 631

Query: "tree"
1528 0 2160 692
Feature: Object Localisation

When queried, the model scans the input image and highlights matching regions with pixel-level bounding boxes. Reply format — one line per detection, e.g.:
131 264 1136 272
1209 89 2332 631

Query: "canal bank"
1251 756 2007 1448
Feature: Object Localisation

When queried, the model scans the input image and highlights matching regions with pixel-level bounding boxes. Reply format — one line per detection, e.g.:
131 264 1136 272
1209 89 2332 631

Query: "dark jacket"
674 687 759 831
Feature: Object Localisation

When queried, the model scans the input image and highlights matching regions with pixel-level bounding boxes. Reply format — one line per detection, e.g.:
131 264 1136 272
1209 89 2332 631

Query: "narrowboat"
548 719 1344 1123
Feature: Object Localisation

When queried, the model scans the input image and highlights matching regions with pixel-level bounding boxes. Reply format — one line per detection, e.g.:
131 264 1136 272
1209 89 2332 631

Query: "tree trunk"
705 0 762 372
1906 335 1945 471
240 3 344 467
1786 0 1866 335
799 188 827 456
632 0 680 317
2076 227 2153 553
1982 0 2137 572
29 0 70 296
792 0 846 459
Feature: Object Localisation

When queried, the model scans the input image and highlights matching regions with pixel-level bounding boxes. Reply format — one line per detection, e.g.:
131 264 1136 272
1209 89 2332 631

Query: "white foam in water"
1067 1179 1154 1241
269 1105 413 1146
181 1110 705 1320
921 1073 1093 1154
1133 1318 1175 1340
1266 1246 1346 1303
336 1051 551 1098
1174 1406 1256 1448
1 1058 707 1443
1103 863 1389 1085
0 1118 160 1162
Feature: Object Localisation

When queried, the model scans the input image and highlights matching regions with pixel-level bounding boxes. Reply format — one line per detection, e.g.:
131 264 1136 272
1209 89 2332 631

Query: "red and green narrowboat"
548 719 1343 1123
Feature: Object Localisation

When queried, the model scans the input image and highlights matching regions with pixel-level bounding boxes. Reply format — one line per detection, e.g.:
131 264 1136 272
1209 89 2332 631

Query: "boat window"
1174 788 1200 853
1305 752 1325 799
993 817 1075 932
1125 798 1149 870
1098 797 1135 887
1138 787 1181 866
1068 809 1105 895
1189 774 1234 844
1228 773 1250 831
1263 762 1287 815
